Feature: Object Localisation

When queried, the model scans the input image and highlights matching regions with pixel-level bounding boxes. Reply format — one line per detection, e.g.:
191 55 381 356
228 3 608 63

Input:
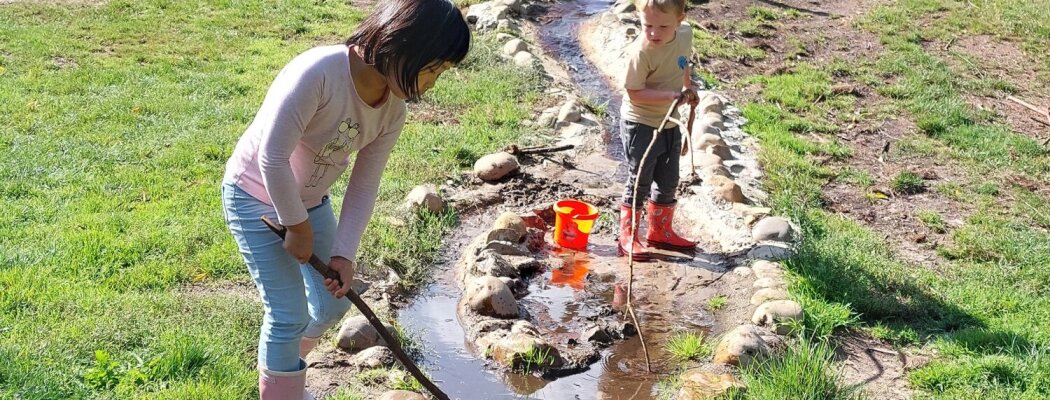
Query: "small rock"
479 331 558 369
464 276 519 318
537 107 559 128
752 260 784 279
748 243 793 260
707 144 733 160
510 320 541 336
731 266 753 277
487 228 522 244
699 93 724 114
557 99 581 126
701 164 732 179
677 370 747 400
625 26 638 37
752 300 804 334
485 240 531 256
708 175 745 203
752 277 786 289
502 38 527 56
512 51 536 68
697 153 723 168
493 212 527 242
348 346 396 369
472 250 517 278
699 113 725 130
403 184 444 213
713 325 769 367
750 288 789 305
581 324 615 344
473 152 520 181
613 0 635 13
752 217 793 242
337 316 390 352
379 390 427 400
695 133 727 150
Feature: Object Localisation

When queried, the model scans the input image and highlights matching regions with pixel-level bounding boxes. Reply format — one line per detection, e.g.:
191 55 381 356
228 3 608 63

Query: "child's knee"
267 315 311 341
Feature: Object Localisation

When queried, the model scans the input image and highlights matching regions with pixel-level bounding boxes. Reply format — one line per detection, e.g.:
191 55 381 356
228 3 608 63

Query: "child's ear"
676 14 685 24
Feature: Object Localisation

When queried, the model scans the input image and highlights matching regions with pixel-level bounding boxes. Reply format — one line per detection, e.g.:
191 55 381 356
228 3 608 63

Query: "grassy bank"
701 0 1049 399
0 1 541 398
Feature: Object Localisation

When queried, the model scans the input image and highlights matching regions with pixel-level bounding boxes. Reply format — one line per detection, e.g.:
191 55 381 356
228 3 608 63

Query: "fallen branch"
504 144 575 156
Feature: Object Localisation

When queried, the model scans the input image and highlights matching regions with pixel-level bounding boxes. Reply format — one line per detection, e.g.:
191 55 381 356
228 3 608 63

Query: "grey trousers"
620 118 681 208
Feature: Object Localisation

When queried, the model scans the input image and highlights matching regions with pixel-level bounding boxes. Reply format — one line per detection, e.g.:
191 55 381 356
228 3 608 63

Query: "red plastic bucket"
552 200 599 250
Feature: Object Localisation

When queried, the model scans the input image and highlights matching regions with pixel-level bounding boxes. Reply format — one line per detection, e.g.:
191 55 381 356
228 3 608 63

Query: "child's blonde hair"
634 0 686 16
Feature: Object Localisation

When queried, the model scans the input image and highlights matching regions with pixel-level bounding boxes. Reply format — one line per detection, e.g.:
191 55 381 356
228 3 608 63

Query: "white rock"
403 184 444 213
466 3 510 32
473 152 520 181
337 316 390 352
752 260 785 279
502 38 527 56
753 277 786 289
731 266 753 277
348 346 396 369
713 325 768 367
512 51 536 68
753 217 794 242
752 300 803 334
694 133 727 150
464 276 518 318
750 288 789 305
557 99 581 126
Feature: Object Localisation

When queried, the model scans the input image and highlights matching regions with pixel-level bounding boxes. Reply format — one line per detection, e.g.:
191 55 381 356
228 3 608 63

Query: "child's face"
389 61 455 100
639 6 685 46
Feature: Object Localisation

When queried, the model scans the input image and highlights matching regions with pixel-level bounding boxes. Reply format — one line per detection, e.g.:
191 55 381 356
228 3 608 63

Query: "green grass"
665 332 714 363
890 170 926 195
721 339 864 400
706 295 728 310
0 1 542 398
918 210 948 233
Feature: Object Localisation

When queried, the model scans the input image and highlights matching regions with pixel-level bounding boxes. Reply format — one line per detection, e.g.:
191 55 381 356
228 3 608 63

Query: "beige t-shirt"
621 23 693 128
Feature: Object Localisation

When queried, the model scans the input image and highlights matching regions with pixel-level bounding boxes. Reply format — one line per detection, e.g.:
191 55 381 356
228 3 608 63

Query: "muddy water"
535 0 624 162
395 1 706 398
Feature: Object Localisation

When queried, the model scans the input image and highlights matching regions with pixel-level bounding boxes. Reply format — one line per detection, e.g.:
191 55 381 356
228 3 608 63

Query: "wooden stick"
261 216 449 400
1008 95 1049 117
626 96 683 373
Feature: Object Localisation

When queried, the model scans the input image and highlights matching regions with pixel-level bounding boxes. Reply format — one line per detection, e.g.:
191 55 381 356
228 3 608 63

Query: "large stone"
707 144 733 160
347 346 396 370
701 164 731 179
747 242 793 260
752 217 793 242
752 260 784 279
513 51 536 68
699 93 724 114
473 152 520 181
478 331 559 369
695 133 727 150
699 113 725 130
466 3 510 32
464 276 518 318
502 38 527 56
752 277 787 289
752 300 804 334
697 119 722 136
337 316 390 352
493 212 527 242
708 175 745 203
677 370 747 399
485 240 530 256
713 325 769 367
731 266 753 277
537 107 559 128
379 390 427 400
403 184 444 213
750 288 789 305
557 99 581 126
472 250 517 278
697 153 723 168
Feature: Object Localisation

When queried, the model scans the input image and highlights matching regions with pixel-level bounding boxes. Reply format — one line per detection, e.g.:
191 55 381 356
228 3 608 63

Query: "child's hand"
679 88 700 106
283 220 314 263
325 257 356 298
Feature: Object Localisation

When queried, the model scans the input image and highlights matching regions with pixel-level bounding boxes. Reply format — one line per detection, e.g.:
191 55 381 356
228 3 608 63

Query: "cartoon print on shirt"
307 117 359 187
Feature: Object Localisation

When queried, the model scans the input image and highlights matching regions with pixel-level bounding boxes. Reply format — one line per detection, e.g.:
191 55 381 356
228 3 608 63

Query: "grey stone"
492 212 527 242
707 144 733 160
348 346 395 369
753 217 793 242
466 3 510 32
699 93 724 114
713 325 769 367
403 184 444 213
557 99 581 126
473 152 519 181
464 276 519 318
485 240 531 256
337 316 390 352
473 250 517 278
512 51 536 68
752 260 785 279
752 277 787 289
750 288 789 305
747 243 793 260
752 300 803 334
502 38 527 57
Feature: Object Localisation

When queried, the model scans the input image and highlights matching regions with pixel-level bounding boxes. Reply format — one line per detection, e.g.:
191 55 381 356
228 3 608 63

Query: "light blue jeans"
221 181 352 372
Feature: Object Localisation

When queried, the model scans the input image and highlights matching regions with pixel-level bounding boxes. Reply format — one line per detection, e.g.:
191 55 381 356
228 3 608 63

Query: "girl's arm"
257 60 324 227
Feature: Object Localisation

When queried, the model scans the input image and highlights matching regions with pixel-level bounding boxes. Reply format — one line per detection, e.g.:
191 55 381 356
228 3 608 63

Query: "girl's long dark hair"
347 0 471 100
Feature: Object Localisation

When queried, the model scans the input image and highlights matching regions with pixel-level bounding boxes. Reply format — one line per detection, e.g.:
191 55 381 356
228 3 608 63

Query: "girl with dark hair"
220 1 469 398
